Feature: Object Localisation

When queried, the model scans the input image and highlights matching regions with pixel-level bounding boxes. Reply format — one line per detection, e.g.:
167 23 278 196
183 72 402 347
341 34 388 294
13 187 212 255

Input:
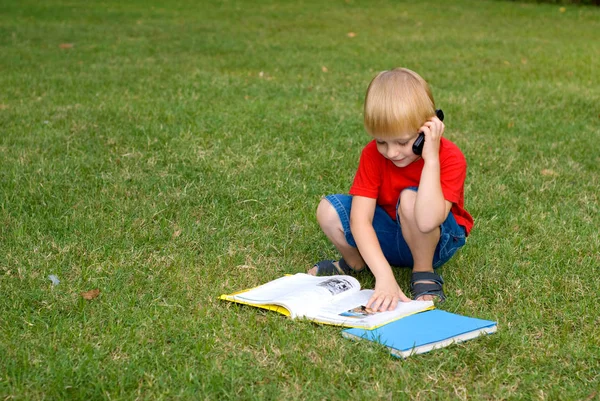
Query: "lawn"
1 0 599 399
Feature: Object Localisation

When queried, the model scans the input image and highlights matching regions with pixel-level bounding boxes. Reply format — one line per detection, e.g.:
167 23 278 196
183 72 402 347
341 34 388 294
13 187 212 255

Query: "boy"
308 68 473 312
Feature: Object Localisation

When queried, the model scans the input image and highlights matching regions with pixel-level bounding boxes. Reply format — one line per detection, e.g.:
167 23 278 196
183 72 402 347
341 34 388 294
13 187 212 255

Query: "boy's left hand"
419 115 445 162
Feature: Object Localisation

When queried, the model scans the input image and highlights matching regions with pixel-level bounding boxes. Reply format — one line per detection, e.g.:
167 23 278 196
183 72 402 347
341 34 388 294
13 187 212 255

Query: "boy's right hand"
366 279 411 312
419 114 445 162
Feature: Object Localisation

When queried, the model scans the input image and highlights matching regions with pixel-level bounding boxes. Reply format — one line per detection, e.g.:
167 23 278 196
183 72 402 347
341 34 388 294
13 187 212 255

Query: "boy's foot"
308 259 363 276
411 271 446 303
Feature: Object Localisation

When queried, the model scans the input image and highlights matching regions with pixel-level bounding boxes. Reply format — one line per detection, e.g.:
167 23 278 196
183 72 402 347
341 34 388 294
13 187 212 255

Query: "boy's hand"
419 115 445 162
366 279 411 312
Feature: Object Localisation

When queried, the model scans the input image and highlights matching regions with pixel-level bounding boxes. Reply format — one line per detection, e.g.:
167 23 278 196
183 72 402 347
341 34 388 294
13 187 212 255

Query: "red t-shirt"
349 138 474 235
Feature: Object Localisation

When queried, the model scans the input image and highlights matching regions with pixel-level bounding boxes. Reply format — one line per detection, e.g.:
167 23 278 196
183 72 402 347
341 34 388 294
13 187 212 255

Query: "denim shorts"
324 192 466 269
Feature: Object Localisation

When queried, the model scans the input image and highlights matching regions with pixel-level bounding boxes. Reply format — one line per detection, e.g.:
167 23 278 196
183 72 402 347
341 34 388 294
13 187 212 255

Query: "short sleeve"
439 146 467 204
349 141 382 199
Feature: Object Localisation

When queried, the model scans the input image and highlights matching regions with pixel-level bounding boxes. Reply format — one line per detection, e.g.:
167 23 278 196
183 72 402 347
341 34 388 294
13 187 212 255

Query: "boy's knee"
398 189 417 221
316 198 338 228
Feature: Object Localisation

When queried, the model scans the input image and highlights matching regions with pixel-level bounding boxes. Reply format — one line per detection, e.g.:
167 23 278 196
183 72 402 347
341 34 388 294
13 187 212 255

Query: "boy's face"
374 132 420 168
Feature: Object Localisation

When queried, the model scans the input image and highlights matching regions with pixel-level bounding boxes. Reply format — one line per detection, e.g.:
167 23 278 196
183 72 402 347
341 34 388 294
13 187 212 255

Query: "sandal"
411 271 446 302
312 258 361 276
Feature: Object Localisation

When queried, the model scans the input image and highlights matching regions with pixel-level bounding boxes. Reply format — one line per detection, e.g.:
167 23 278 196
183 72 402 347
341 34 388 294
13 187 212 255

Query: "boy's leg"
308 198 366 275
397 189 440 301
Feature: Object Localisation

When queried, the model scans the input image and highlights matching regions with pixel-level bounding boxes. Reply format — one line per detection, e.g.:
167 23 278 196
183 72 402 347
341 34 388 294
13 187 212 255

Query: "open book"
342 309 497 358
219 273 434 330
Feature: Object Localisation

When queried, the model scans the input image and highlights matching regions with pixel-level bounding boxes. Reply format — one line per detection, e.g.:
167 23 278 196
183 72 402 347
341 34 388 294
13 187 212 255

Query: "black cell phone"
412 109 445 156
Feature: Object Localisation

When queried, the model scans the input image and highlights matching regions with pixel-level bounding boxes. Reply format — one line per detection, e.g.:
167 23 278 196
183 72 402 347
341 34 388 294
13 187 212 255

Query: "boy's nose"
387 145 401 159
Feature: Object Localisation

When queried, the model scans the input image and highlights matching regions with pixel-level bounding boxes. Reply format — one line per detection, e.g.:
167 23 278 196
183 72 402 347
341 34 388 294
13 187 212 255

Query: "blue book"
342 309 497 358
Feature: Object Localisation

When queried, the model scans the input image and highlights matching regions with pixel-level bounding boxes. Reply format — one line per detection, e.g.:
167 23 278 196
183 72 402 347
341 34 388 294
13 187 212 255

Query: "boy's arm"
415 117 453 231
416 160 453 231
350 196 411 312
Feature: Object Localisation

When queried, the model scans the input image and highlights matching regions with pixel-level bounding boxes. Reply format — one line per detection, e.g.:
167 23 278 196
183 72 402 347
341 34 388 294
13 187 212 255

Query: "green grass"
1 0 599 399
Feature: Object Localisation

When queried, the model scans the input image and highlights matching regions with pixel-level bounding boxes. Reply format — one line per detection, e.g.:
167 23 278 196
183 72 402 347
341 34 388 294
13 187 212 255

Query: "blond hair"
364 68 435 138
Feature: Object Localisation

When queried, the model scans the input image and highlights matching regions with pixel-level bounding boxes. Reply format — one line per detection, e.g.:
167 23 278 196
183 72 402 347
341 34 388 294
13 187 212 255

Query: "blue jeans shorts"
324 191 466 269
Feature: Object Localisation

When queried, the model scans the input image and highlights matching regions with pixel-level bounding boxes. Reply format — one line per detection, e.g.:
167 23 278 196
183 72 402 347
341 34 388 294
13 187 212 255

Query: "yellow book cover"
219 289 291 317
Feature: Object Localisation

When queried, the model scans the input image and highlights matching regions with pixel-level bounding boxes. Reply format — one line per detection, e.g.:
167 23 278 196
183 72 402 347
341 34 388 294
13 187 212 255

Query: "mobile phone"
412 109 445 156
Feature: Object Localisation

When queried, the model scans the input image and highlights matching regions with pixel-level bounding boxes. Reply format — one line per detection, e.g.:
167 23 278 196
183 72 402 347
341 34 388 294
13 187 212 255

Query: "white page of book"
314 291 433 326
234 274 361 316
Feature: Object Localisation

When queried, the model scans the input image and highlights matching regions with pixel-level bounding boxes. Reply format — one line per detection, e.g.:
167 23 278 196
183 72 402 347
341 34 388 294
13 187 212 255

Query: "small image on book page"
317 277 354 295
339 305 377 318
